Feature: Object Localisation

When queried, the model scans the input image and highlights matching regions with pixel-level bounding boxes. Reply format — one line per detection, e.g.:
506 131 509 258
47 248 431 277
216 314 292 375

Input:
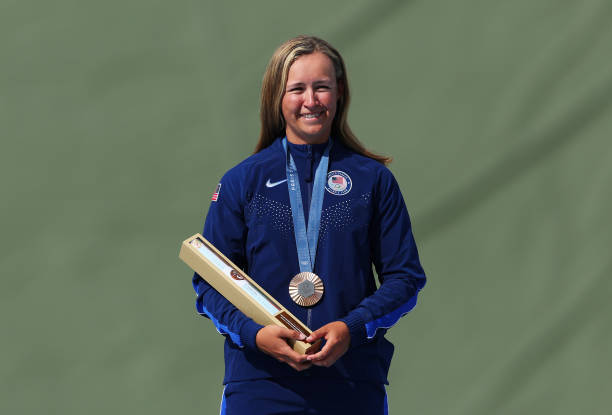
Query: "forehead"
287 52 336 82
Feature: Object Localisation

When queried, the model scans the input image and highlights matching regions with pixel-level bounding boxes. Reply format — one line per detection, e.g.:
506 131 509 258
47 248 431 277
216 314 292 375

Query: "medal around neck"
289 272 324 307
282 137 331 307
179 234 321 354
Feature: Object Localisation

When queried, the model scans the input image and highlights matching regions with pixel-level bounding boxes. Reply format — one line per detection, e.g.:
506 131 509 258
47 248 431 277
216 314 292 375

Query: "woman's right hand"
255 325 312 371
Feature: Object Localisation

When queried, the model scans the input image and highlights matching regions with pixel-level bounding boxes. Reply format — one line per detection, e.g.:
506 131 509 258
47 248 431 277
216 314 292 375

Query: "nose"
304 87 317 107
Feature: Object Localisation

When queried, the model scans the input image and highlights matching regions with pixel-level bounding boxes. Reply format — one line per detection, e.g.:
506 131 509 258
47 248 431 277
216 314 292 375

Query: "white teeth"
301 111 323 119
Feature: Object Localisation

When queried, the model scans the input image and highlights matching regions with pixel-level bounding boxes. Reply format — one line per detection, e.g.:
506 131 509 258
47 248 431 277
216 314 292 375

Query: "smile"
299 111 325 119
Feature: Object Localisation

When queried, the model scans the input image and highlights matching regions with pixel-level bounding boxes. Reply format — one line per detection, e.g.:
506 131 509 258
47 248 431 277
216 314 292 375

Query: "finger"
311 357 335 368
278 354 309 367
306 339 334 362
275 341 310 364
278 327 307 341
310 344 340 367
277 353 310 371
306 327 328 343
288 360 312 371
276 352 307 365
285 349 310 364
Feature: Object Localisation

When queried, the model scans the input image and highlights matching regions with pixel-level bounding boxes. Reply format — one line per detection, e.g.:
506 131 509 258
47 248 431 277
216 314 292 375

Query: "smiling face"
281 52 340 145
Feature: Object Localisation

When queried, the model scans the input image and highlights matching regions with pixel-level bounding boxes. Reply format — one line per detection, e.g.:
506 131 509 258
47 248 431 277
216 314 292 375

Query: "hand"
305 321 350 367
256 325 312 371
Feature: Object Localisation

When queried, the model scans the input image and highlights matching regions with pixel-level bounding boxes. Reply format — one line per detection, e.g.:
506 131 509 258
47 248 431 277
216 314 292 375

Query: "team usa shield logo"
325 170 352 195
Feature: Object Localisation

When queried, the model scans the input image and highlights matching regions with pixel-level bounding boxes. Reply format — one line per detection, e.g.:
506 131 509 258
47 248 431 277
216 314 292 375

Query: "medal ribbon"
282 137 332 273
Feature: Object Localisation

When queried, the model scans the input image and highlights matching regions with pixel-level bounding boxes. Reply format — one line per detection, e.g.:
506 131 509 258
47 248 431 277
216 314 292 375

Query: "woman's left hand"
305 321 350 367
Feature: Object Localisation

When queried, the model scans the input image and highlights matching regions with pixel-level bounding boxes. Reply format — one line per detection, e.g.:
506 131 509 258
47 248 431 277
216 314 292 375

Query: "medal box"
179 234 320 354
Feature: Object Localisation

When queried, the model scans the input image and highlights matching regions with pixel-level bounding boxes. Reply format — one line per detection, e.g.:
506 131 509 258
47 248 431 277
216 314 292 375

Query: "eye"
288 86 304 92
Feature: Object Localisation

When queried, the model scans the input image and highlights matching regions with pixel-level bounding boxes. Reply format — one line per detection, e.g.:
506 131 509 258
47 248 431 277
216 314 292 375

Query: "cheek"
282 96 301 117
323 94 338 116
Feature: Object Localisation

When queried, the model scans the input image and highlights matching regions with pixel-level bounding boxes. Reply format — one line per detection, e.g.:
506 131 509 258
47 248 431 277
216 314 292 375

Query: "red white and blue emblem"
211 183 221 202
325 170 352 195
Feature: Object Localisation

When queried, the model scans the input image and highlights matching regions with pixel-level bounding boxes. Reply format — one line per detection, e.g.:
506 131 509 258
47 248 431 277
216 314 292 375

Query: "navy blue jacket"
192 138 426 384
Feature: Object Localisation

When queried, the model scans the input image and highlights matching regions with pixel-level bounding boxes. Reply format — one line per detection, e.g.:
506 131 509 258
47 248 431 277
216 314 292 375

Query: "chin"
302 129 327 140
300 125 328 137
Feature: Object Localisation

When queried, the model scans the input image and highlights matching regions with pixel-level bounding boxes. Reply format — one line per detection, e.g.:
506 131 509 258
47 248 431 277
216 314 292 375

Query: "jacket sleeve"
339 167 426 349
192 168 263 351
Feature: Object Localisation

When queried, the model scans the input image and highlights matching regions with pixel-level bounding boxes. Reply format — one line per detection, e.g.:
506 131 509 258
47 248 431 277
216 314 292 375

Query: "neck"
286 134 329 146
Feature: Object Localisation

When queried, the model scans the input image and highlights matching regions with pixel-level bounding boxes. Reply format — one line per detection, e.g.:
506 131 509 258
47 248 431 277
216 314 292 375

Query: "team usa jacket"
193 138 426 384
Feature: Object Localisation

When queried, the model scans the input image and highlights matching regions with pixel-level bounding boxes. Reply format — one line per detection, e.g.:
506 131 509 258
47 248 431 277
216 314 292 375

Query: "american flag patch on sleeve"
211 183 221 202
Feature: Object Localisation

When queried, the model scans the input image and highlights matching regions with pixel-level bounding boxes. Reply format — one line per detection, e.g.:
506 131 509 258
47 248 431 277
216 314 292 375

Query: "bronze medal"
289 272 324 307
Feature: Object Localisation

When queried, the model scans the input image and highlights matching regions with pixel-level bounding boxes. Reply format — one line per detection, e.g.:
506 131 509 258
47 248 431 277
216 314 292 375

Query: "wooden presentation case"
179 234 320 354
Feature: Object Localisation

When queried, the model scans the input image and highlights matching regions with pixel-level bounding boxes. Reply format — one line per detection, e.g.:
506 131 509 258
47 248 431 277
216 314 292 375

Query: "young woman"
193 35 426 415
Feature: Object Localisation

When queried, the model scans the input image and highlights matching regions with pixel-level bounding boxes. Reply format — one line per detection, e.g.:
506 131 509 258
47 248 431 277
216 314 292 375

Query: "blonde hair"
255 35 391 165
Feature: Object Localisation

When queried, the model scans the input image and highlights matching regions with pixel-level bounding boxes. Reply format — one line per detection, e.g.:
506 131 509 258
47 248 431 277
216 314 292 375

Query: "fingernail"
299 334 306 340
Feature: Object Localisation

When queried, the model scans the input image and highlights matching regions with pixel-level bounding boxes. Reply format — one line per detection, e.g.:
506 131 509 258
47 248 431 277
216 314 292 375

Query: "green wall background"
2 0 611 413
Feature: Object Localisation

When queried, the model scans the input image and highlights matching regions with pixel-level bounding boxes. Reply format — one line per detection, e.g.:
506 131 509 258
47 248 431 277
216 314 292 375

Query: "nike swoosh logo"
266 178 287 188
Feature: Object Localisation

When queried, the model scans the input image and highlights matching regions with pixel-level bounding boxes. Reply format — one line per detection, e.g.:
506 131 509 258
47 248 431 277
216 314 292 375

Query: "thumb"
279 326 307 341
306 327 328 343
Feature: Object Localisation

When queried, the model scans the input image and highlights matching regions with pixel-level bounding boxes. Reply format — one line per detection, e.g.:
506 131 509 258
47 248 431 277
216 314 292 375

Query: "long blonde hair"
255 35 391 165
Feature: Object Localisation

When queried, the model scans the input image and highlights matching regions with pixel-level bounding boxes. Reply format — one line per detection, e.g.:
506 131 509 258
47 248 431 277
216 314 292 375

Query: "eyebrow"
286 82 304 89
286 79 334 89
